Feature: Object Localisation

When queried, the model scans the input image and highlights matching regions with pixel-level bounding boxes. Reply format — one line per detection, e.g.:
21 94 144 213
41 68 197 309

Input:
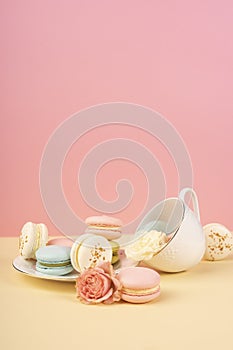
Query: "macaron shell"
118 267 160 289
121 288 161 304
85 227 121 240
110 241 120 264
36 245 73 276
19 222 37 259
85 215 123 227
76 235 112 272
118 267 161 304
37 223 48 246
70 234 94 272
203 223 233 260
36 263 73 276
19 222 48 259
110 240 119 251
36 245 71 263
47 237 74 247
111 255 120 264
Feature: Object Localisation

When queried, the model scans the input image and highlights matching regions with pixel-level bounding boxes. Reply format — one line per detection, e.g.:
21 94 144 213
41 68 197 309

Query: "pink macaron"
47 237 74 248
118 267 161 303
85 215 123 240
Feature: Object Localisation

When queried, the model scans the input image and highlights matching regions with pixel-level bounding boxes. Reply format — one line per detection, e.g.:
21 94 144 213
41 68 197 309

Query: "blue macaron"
35 245 73 276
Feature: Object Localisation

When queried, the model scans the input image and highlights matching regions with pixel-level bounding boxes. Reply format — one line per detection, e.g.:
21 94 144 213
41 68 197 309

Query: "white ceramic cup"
136 188 206 272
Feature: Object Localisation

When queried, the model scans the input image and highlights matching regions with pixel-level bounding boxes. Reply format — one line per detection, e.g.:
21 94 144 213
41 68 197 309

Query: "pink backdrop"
1 0 233 236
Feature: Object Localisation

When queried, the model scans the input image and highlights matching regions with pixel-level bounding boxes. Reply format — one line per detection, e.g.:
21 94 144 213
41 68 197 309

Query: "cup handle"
179 188 200 222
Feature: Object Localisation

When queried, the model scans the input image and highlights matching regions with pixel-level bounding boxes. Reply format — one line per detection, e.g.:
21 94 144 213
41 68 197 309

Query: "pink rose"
75 262 122 304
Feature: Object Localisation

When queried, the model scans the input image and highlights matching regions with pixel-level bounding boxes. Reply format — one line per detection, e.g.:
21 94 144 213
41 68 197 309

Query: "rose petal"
75 262 122 304
101 274 112 296
85 288 113 304
97 261 114 276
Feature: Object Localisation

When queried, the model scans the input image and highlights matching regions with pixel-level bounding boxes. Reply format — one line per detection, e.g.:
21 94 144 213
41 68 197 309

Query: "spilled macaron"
203 223 233 261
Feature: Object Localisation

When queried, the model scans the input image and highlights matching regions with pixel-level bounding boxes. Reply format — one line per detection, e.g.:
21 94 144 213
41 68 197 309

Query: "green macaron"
110 241 120 265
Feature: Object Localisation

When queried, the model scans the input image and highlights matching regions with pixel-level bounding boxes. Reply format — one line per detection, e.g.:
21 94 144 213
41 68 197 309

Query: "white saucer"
12 255 79 282
12 250 137 282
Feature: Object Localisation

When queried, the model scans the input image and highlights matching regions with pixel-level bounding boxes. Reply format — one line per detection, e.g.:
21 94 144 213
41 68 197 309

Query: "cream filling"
39 261 71 268
34 225 42 252
19 225 44 257
122 285 160 296
88 225 121 232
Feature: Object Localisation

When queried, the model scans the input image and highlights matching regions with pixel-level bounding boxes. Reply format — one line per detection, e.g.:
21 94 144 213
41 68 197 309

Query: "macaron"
85 215 122 240
19 222 48 259
203 223 233 261
35 245 73 276
110 241 120 264
70 234 112 273
118 267 161 303
47 237 74 248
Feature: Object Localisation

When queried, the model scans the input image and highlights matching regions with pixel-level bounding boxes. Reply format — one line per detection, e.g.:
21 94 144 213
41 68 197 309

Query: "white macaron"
19 222 48 259
203 223 233 261
70 234 112 273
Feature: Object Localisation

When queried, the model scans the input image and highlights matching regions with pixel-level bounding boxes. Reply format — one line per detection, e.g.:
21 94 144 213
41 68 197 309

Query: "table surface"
1 237 233 350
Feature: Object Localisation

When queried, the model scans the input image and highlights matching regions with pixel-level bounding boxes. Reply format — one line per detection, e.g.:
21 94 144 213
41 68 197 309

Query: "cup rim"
135 197 185 255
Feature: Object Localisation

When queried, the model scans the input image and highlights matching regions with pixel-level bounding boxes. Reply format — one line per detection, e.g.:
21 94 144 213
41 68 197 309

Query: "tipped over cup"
135 188 206 272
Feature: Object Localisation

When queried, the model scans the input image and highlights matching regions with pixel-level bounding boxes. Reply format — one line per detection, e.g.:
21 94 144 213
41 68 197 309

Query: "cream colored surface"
1 237 233 350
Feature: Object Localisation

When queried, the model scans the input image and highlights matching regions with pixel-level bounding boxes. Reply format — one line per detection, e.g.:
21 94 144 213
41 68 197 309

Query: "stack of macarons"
70 216 122 273
18 217 122 276
18 220 162 304
86 216 122 262
35 237 75 276
19 222 75 276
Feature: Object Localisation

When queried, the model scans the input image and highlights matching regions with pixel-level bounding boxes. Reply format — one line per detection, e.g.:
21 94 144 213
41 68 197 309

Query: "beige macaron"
203 223 233 261
70 234 112 273
19 222 48 259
